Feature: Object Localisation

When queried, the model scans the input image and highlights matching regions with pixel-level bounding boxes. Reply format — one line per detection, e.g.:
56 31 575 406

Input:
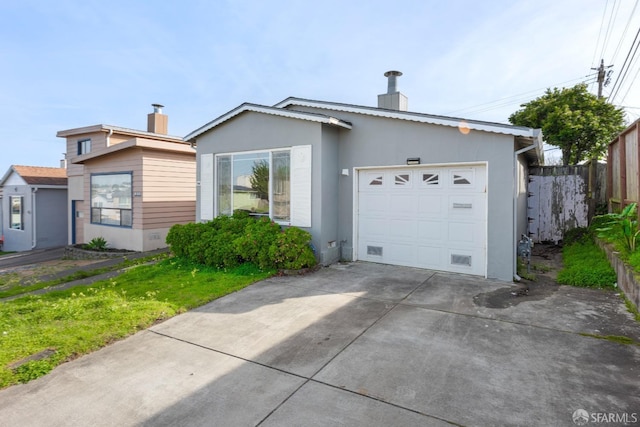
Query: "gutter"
513 144 538 281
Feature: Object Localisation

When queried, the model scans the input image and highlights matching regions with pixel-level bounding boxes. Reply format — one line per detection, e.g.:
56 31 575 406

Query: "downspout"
105 128 113 147
31 187 38 249
513 143 538 281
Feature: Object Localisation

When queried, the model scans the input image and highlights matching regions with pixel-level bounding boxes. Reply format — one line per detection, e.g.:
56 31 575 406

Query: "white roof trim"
56 124 184 141
274 98 538 138
185 103 352 141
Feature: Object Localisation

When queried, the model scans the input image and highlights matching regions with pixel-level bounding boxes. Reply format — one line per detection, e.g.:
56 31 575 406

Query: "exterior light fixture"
406 157 420 165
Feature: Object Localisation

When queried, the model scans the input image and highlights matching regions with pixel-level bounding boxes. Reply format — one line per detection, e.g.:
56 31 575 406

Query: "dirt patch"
0 259 105 287
474 243 563 309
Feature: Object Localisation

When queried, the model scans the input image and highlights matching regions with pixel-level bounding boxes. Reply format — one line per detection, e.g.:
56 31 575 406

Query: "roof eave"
185 103 352 142
274 97 538 138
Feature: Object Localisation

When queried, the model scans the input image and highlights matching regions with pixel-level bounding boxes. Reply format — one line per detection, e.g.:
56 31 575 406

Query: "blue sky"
2 0 640 174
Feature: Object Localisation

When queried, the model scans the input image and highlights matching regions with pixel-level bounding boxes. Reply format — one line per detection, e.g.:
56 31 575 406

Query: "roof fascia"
57 124 183 141
185 103 352 141
274 97 538 138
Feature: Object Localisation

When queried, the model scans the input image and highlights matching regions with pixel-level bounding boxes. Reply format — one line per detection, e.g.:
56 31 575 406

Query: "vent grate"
451 254 472 266
367 246 383 256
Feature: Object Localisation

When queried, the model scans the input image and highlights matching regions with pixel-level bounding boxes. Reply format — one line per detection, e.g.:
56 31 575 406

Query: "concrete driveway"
0 262 638 426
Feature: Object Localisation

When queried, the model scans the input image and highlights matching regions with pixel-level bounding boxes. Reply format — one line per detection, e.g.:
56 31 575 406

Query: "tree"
249 160 269 201
509 84 625 165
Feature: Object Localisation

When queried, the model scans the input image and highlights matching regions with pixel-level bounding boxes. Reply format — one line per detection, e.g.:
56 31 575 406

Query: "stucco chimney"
147 104 168 134
377 70 408 111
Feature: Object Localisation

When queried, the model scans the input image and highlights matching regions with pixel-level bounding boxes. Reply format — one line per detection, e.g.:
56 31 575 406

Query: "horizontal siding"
142 151 196 202
141 201 196 228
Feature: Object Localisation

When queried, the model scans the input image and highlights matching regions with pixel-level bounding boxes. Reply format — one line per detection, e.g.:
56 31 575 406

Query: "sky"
2 0 640 175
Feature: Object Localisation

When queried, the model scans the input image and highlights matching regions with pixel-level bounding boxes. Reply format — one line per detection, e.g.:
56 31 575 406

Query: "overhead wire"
444 74 597 116
609 25 640 101
610 0 639 62
591 0 611 68
599 0 621 60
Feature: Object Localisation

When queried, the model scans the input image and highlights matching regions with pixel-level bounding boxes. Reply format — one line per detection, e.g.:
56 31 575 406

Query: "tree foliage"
509 84 625 165
249 160 269 201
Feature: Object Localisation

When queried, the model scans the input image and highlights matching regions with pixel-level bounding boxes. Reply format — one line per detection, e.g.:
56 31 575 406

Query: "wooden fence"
608 119 640 216
528 163 606 243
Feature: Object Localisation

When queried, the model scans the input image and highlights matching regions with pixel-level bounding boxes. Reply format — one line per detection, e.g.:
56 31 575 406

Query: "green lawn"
557 239 617 288
0 257 273 388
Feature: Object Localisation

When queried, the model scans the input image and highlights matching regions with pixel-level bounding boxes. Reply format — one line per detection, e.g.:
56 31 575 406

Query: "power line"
591 0 611 68
610 0 639 62
610 25 640 101
600 0 621 60
444 74 597 116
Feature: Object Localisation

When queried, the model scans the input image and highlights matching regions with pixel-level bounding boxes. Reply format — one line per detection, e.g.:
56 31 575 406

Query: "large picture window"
91 173 132 227
216 150 291 222
10 196 23 230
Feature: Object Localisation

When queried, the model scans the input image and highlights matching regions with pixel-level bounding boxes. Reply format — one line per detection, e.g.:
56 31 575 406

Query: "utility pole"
588 59 613 220
592 59 613 99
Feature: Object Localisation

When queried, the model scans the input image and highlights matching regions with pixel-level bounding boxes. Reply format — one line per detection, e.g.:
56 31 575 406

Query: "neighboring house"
57 105 196 252
0 165 68 251
187 71 543 281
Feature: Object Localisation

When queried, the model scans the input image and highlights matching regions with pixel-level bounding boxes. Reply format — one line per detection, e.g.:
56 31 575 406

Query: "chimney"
377 70 408 111
147 103 168 134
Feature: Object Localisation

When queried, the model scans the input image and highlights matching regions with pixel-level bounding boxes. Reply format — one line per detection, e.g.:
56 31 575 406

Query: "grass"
579 333 638 346
0 253 168 299
0 257 273 389
557 239 617 288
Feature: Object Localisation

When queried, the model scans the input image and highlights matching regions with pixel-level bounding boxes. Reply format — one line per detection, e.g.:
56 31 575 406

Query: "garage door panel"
447 222 477 243
358 164 487 277
360 218 388 239
361 194 388 212
388 243 417 264
417 220 444 240
418 195 444 215
389 219 418 240
417 245 444 269
390 194 418 216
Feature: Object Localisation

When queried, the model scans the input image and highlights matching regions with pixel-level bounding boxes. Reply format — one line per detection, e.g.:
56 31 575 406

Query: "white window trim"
214 147 296 226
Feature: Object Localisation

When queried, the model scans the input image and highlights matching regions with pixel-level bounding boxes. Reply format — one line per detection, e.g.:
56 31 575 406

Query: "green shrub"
166 215 316 271
84 237 108 251
269 227 317 270
595 203 640 253
234 217 281 269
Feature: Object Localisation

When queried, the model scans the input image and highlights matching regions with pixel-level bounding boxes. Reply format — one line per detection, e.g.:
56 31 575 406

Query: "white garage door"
356 164 487 276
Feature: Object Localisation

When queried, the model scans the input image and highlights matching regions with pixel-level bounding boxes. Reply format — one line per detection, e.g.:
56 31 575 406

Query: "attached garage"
356 163 487 277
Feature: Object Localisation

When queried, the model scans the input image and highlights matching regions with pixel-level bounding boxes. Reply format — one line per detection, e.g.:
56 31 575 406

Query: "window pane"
100 208 121 226
216 156 232 216
91 173 132 210
233 152 269 215
272 151 290 221
90 173 132 226
121 209 132 227
10 196 22 230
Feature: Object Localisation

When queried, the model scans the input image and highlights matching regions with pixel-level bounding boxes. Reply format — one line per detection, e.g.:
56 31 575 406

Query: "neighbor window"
77 138 91 155
216 150 291 222
90 172 132 227
10 196 23 230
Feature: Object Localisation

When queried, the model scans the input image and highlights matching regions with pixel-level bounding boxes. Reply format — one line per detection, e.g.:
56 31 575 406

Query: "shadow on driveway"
0 262 638 426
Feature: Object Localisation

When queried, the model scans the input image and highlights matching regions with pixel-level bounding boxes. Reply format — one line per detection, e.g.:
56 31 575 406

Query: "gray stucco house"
186 72 543 281
0 165 68 252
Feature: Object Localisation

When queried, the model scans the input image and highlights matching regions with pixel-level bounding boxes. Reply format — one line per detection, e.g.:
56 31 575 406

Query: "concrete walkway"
0 262 638 426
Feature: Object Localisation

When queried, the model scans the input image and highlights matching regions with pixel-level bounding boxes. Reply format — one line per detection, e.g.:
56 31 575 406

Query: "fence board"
528 166 597 243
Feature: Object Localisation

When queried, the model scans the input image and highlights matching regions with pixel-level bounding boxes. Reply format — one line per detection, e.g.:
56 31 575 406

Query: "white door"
357 164 487 276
